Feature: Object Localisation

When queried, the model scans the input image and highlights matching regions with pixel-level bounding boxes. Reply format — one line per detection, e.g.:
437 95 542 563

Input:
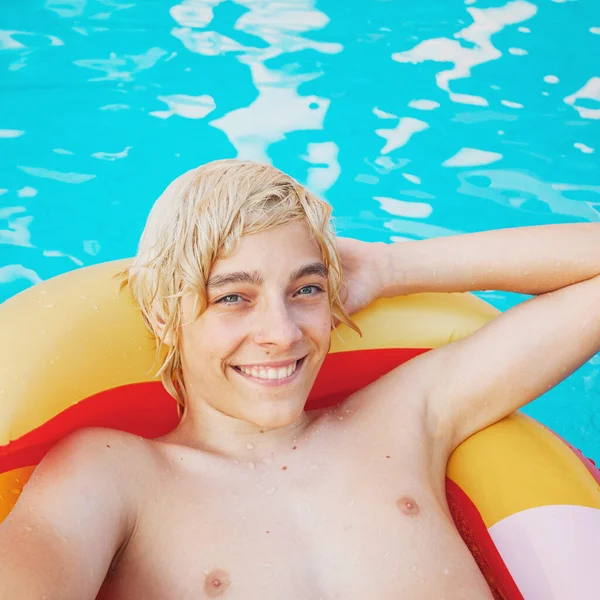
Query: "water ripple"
17 167 96 184
376 117 429 155
150 94 216 120
457 169 599 220
564 77 600 120
0 130 25 138
443 148 503 167
392 1 538 107
2 0 599 460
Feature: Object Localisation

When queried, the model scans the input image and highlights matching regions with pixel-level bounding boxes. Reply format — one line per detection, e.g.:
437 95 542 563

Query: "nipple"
396 495 420 517
204 569 230 597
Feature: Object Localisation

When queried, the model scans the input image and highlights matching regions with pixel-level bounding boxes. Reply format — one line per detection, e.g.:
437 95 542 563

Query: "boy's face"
179 221 332 429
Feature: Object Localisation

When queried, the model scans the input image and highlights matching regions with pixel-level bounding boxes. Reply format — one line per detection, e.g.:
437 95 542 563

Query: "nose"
254 298 302 348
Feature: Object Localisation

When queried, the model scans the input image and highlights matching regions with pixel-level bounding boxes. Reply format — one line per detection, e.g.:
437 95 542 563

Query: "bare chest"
101 448 492 600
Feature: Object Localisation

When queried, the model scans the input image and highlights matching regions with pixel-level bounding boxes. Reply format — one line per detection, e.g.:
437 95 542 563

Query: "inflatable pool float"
1 261 599 599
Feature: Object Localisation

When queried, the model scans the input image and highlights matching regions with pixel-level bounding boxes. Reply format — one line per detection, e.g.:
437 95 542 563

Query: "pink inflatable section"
489 504 600 599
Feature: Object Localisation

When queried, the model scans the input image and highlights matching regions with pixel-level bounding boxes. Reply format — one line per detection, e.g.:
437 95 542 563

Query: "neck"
165 395 315 461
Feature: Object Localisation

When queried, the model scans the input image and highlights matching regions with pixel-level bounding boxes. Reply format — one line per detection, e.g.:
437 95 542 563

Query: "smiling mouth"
232 357 306 383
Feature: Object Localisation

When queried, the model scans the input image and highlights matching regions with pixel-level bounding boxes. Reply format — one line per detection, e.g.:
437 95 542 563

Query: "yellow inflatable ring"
1 260 599 599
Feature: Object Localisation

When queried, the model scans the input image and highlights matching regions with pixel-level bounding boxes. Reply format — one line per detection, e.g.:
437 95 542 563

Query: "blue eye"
296 285 322 296
217 294 242 304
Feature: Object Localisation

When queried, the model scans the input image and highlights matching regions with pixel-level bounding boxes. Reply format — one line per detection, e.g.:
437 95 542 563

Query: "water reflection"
442 148 503 167
564 77 600 120
171 0 342 162
0 130 25 138
376 117 429 155
74 47 169 82
0 207 33 247
1 0 599 456
392 1 538 107
150 94 216 120
456 169 599 220
302 142 340 197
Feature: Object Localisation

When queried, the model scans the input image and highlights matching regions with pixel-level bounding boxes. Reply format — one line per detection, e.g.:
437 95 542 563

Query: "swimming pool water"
1 0 599 460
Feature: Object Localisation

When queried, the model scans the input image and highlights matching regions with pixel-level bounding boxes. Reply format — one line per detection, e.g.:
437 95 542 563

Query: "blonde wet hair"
121 159 359 406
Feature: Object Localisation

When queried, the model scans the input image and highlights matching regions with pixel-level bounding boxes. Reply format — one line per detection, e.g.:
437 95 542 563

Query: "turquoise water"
1 0 599 460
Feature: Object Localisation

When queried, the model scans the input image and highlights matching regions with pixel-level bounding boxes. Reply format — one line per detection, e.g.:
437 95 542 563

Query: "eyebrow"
288 262 327 283
206 262 327 289
207 271 263 289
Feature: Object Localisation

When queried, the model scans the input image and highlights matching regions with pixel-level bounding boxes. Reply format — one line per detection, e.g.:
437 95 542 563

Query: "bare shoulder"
335 353 436 451
40 426 154 478
0 427 157 598
19 426 161 527
343 350 432 417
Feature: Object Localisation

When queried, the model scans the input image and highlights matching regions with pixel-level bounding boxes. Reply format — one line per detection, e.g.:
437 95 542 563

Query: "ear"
152 312 176 347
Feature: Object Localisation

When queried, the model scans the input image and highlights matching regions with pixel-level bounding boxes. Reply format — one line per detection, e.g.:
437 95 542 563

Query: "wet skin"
95 403 493 600
6 223 495 599
96 223 493 599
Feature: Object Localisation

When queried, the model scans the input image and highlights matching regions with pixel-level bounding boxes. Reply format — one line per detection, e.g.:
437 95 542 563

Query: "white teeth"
238 361 298 380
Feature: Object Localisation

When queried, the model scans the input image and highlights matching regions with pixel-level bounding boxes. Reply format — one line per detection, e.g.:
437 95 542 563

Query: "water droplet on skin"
265 487 277 495
246 442 254 450
410 564 417 572
443 568 450 575
261 456 273 466
338 416 344 420
349 499 355 507
247 462 255 470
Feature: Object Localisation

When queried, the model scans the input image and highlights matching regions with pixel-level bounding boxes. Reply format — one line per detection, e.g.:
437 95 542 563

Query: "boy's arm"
378 223 600 298
343 223 600 452
419 272 600 451
0 428 133 599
